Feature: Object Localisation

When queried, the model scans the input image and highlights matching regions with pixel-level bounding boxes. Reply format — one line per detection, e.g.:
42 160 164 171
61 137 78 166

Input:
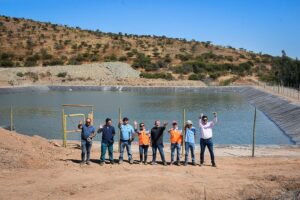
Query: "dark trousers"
100 142 114 162
139 145 149 162
152 144 166 163
200 138 215 165
81 139 92 162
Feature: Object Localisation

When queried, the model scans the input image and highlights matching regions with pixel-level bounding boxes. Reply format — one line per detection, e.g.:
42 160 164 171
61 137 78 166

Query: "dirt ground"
0 128 300 200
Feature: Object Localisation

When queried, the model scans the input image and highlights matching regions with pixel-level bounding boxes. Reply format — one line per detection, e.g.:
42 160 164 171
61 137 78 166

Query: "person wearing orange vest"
134 121 151 164
168 121 182 166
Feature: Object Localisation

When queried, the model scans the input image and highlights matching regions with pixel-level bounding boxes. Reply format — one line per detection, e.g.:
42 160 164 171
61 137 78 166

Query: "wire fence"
254 81 300 102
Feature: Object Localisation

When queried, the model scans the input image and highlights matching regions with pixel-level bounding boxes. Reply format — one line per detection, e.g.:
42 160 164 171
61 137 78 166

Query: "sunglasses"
140 124 145 127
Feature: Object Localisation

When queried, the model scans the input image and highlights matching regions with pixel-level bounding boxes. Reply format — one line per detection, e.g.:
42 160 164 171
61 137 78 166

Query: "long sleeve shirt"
185 127 196 143
199 117 217 139
98 125 115 144
119 124 134 141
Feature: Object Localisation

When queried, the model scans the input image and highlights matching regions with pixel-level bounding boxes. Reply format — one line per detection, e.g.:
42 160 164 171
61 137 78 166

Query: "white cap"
186 120 193 125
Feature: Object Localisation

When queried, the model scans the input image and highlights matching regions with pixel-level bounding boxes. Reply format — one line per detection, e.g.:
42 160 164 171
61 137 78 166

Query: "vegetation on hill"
0 15 299 86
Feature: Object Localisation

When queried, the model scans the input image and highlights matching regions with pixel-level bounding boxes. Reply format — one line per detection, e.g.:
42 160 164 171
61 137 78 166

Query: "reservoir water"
0 90 293 145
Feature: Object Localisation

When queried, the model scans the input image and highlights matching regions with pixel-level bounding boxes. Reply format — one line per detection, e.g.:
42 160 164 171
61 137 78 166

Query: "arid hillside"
0 15 275 84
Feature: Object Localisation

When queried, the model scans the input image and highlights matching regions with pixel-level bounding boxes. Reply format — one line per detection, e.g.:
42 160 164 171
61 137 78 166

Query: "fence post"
118 107 122 153
252 107 257 157
62 108 67 147
10 105 14 131
182 108 186 156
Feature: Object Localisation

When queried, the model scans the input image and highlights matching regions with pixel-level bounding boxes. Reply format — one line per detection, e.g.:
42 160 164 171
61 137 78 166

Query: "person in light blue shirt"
118 117 135 164
184 120 196 166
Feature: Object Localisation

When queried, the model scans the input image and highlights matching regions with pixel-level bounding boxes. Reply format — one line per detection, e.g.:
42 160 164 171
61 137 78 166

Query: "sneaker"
192 162 197 166
163 162 167 166
144 162 148 165
129 159 134 164
86 161 91 165
200 163 204 167
177 161 181 166
118 160 123 164
139 161 143 165
184 162 188 166
170 161 174 165
99 161 104 166
151 162 157 165
212 163 217 167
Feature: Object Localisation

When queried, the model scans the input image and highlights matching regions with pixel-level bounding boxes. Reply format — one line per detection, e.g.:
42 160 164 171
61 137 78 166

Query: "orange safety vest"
169 129 182 144
138 130 150 145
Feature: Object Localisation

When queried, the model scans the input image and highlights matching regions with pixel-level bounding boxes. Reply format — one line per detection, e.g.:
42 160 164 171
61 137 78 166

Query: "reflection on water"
0 90 293 145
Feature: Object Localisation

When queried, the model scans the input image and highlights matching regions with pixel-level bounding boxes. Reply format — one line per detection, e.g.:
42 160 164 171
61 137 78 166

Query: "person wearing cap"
97 118 116 166
78 118 96 165
118 117 135 164
150 120 168 166
199 112 218 167
168 121 182 165
134 121 150 164
184 120 197 166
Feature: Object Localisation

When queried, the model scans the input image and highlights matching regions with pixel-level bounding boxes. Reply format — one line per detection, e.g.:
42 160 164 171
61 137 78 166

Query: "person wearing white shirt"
199 112 218 167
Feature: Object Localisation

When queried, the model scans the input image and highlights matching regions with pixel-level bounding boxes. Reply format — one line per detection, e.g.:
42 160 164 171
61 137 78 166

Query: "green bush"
16 72 24 77
57 72 67 78
140 72 173 80
188 73 205 80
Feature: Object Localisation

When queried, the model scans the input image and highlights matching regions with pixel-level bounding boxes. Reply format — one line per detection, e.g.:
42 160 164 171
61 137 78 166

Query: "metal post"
10 105 13 131
118 107 122 153
182 108 186 156
62 108 67 147
252 107 257 157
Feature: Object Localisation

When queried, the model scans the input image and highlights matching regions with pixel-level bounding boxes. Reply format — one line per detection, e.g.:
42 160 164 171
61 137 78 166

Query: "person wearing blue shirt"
97 118 116 166
78 118 96 165
184 120 196 166
118 117 135 164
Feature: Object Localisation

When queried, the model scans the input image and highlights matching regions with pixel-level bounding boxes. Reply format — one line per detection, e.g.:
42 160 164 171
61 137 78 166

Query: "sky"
0 0 299 58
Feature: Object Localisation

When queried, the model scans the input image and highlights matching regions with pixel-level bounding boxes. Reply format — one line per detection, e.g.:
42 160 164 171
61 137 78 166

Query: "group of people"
78 112 218 167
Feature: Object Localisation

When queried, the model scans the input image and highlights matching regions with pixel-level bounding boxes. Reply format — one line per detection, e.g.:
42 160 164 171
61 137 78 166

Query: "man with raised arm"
78 118 96 165
151 120 168 166
118 117 135 164
199 112 218 167
98 118 116 166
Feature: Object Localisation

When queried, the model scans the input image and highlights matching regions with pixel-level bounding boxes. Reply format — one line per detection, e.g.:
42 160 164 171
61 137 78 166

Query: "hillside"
0 15 276 85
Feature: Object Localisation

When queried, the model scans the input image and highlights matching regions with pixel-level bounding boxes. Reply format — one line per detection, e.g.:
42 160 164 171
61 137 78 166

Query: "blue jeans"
185 142 195 163
200 138 215 165
152 144 166 163
100 142 114 162
81 139 92 162
119 140 132 161
171 143 181 162
139 145 149 162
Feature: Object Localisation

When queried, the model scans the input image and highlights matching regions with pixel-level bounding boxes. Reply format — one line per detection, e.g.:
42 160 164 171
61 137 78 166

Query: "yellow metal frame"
62 104 94 147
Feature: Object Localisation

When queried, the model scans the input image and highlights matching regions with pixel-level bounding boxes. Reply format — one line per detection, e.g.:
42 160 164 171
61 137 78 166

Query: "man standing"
151 120 168 166
199 112 218 167
118 117 135 164
184 120 196 166
98 118 115 166
78 118 96 165
168 121 182 166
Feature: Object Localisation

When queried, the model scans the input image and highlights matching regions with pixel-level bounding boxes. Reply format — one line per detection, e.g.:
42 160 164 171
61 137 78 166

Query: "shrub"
188 73 205 80
57 72 67 78
16 72 24 77
140 72 173 80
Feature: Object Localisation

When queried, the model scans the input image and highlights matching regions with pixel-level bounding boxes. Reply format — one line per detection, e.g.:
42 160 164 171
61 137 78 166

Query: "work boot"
163 162 168 166
177 161 181 166
170 161 174 166
129 159 134 164
151 162 157 165
144 161 148 165
99 161 104 166
192 162 197 166
110 161 114 165
212 163 217 167
86 161 91 165
184 162 188 166
118 160 123 164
